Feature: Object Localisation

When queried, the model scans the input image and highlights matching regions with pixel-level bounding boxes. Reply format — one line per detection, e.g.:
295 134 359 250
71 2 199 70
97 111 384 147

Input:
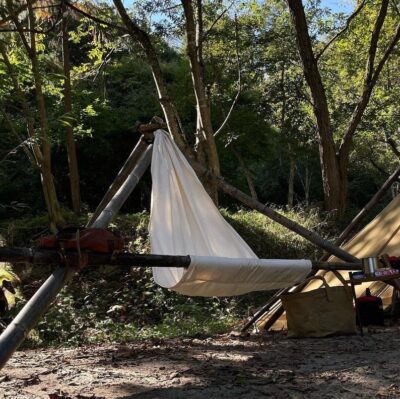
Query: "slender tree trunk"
181 0 220 203
230 144 258 200
304 166 311 206
288 158 296 207
5 0 64 230
62 3 81 214
27 2 64 230
279 63 296 208
297 163 311 206
287 0 344 215
112 0 189 156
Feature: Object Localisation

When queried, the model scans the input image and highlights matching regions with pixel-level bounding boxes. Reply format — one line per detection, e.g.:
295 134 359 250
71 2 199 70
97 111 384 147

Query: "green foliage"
0 263 20 309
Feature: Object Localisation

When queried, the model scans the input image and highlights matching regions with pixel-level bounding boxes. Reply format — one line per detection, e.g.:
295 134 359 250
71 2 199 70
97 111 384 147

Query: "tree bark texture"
62 3 81 214
181 0 221 203
286 0 399 216
1 3 64 231
287 0 345 215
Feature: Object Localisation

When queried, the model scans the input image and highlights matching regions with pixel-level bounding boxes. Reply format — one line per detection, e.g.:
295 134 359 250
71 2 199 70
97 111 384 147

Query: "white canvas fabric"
150 129 311 296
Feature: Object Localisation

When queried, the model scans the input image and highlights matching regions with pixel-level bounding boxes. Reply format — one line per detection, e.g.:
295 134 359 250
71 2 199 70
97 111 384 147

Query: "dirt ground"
2 327 400 399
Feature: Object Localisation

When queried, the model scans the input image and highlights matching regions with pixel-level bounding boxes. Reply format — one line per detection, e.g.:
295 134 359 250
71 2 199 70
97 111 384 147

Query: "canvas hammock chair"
150 129 311 296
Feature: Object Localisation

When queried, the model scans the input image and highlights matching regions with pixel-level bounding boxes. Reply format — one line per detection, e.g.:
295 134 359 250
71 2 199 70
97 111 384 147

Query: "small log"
138 122 168 134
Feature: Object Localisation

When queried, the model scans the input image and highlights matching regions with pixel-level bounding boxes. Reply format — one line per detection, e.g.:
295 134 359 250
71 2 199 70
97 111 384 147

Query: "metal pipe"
91 146 153 228
0 267 75 369
0 247 362 271
87 134 153 227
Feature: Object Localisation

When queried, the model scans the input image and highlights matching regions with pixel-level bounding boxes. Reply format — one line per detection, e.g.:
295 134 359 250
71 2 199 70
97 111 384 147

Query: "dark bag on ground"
281 274 357 338
357 288 384 326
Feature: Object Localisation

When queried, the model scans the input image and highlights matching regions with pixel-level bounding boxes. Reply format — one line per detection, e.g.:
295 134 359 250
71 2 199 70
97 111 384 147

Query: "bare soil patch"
1 327 400 399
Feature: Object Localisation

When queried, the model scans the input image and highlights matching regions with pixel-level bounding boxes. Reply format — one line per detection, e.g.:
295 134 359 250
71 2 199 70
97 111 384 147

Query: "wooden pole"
332 163 400 250
91 146 153 228
0 132 157 369
87 135 152 226
190 161 359 263
0 267 75 369
0 247 362 271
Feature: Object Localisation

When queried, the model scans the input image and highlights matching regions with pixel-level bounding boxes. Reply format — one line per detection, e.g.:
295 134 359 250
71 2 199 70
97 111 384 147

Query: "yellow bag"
281 275 357 338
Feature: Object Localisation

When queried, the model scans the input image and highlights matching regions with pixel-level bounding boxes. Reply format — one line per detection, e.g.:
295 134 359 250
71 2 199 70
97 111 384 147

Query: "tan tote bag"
281 274 357 338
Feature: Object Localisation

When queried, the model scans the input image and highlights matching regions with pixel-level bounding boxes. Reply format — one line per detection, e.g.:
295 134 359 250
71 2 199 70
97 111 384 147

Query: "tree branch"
0 42 43 164
6 0 32 56
65 0 128 33
339 0 391 160
0 0 39 27
113 0 188 152
387 137 400 158
0 108 36 166
316 0 368 61
0 3 62 34
391 0 400 16
369 158 390 177
202 0 235 41
214 14 242 137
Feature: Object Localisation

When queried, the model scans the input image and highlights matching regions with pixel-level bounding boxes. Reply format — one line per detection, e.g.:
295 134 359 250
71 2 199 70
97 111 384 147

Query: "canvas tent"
260 194 400 331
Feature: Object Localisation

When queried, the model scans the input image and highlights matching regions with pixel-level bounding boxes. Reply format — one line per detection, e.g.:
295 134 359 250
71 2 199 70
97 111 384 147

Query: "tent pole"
91 146 153 228
87 133 153 227
0 267 75 369
330 163 400 252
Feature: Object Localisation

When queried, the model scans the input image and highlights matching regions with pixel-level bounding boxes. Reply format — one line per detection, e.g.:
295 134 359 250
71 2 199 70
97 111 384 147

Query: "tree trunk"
26 2 64 230
112 0 189 156
40 161 64 232
62 3 81 214
3 2 64 231
181 0 220 203
286 0 347 215
288 158 296 207
279 65 296 208
287 0 397 216
230 144 258 200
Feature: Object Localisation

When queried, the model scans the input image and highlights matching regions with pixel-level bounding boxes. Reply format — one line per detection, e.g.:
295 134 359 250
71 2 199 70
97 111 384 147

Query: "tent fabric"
266 194 400 330
173 256 312 296
149 129 311 296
